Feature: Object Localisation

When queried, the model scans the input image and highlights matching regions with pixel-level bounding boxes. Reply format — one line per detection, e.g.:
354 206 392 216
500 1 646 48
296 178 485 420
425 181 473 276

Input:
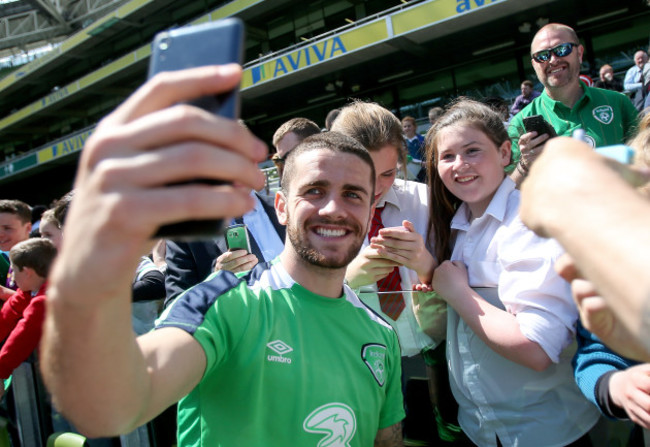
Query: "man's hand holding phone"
214 250 258 274
512 115 558 185
519 115 557 168
54 64 267 308
216 223 257 273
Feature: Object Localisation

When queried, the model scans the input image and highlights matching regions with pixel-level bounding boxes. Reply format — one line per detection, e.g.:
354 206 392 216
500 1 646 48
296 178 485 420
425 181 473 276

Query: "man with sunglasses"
509 23 638 187
272 117 321 179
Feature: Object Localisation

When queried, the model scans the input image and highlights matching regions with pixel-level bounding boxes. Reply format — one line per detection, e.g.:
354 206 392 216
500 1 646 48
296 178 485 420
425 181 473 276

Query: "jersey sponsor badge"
303 403 357 446
266 339 293 364
592 105 614 124
361 343 387 386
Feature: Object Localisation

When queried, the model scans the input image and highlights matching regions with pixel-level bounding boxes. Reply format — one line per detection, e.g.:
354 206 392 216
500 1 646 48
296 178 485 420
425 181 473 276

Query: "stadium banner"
392 0 505 35
0 128 93 180
37 129 93 164
242 20 388 89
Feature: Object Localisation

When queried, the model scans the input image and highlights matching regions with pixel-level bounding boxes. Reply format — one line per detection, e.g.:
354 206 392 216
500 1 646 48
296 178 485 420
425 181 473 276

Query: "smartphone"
226 224 251 252
148 18 245 240
522 115 557 138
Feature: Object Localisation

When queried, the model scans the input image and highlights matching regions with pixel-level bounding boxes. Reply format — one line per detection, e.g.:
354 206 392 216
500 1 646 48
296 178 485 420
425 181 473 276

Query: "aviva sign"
242 0 506 89
250 37 347 84
242 21 388 89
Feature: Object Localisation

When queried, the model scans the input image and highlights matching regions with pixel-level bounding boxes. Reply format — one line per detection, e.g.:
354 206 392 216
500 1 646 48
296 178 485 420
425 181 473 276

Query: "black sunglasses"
531 42 578 63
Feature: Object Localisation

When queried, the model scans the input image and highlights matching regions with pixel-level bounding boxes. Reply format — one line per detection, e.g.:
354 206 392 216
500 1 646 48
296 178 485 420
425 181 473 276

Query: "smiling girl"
424 100 599 446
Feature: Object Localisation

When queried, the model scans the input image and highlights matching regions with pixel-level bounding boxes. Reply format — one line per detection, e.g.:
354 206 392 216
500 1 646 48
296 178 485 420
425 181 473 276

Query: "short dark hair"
52 191 74 227
280 132 375 199
0 200 32 224
272 118 321 148
10 238 57 278
325 108 341 131
521 80 534 88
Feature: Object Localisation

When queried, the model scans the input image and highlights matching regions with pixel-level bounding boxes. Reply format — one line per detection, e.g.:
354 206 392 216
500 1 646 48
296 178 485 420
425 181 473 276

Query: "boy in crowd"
0 200 33 300
0 238 57 397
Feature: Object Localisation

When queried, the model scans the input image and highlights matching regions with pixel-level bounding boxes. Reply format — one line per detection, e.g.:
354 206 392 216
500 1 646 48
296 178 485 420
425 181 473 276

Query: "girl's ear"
499 140 512 167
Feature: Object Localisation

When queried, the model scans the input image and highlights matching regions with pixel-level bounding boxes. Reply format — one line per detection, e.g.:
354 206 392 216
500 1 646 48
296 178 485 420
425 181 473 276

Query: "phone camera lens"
158 37 170 51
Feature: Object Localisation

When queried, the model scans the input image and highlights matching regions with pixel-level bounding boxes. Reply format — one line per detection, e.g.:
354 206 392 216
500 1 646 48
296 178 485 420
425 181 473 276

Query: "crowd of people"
1 22 650 447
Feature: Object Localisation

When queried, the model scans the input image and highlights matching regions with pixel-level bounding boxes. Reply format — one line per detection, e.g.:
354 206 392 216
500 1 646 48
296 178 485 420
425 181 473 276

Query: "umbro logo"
267 339 293 364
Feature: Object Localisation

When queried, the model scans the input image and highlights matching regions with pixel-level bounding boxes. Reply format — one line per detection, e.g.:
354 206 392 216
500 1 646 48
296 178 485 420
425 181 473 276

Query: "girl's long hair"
424 99 511 262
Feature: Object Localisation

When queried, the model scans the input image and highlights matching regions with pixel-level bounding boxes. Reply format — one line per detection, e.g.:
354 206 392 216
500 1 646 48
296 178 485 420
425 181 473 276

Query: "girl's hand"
345 245 400 289
432 260 470 304
412 283 433 293
370 220 437 284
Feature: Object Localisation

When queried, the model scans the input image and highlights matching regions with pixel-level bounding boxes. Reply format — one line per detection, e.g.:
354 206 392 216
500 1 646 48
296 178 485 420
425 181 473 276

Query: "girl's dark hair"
424 98 511 262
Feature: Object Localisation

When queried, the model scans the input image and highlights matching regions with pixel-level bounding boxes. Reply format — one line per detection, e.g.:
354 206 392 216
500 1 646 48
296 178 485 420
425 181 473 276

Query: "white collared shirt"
446 177 599 446
242 193 284 262
356 179 438 356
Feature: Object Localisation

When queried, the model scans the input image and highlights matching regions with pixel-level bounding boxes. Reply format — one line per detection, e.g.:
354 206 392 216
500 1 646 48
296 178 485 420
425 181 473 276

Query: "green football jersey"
508 83 638 170
157 258 405 447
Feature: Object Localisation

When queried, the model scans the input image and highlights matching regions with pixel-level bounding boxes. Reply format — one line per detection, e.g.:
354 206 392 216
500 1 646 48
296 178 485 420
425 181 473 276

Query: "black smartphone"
225 224 251 252
522 115 557 138
148 18 245 240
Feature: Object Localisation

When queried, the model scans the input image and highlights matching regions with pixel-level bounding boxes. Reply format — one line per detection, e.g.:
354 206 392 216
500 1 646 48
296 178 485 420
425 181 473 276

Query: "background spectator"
624 50 648 112
428 107 444 126
271 117 320 179
594 64 623 92
0 238 56 397
510 80 540 116
0 200 33 300
509 23 638 187
402 116 425 161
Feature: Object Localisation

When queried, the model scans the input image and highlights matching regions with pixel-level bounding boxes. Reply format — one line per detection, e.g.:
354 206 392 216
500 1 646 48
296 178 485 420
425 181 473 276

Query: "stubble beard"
286 213 364 269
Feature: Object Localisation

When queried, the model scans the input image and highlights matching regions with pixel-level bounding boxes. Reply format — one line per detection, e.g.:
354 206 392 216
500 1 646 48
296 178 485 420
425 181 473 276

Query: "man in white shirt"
165 191 285 305
624 50 648 111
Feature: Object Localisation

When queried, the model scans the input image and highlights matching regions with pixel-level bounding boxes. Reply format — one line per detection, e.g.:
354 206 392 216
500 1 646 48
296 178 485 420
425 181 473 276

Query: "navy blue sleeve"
573 322 636 418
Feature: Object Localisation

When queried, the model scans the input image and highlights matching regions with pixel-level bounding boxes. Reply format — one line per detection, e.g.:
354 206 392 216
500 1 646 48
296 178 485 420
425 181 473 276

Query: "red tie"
368 206 405 320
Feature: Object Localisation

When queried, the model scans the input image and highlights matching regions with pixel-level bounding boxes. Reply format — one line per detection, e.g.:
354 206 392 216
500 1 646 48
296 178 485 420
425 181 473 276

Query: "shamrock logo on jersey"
592 105 614 125
361 343 387 386
303 403 357 447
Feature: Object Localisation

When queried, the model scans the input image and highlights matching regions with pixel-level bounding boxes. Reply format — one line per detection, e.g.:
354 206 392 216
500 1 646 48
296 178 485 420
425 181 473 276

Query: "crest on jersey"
361 343 387 386
593 105 613 124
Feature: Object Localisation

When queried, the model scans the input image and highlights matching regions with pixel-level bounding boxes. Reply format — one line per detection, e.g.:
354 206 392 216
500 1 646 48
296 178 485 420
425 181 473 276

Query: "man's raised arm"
41 64 267 437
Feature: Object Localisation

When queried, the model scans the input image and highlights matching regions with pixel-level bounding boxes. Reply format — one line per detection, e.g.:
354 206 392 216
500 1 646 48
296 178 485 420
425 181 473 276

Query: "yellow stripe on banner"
0 50 141 132
392 0 458 35
0 106 31 129
136 45 152 60
392 0 505 35
242 20 388 89
117 0 151 18
37 130 93 164
60 27 94 53
211 0 265 19
77 53 137 89
37 147 54 164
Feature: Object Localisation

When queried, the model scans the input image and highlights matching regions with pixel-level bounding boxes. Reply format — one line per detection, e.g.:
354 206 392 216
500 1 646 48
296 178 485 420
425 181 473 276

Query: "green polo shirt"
508 83 638 170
